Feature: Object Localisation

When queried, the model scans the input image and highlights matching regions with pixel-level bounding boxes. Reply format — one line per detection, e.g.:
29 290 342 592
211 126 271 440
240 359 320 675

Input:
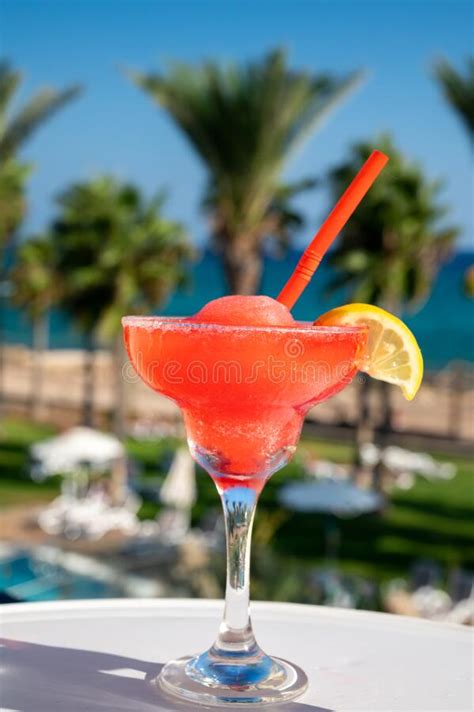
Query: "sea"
3 249 474 372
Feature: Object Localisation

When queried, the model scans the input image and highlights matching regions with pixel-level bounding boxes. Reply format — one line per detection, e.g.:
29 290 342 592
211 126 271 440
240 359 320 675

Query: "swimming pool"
0 544 162 602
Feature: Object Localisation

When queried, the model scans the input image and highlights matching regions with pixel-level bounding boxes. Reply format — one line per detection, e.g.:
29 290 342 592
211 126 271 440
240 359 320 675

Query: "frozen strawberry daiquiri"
122 150 422 706
124 296 367 490
123 295 368 706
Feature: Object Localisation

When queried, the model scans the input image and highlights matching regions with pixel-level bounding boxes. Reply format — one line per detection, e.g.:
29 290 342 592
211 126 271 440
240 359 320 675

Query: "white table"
0 599 472 712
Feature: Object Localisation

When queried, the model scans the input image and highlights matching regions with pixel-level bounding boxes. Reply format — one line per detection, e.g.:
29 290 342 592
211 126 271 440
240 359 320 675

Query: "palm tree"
329 135 458 310
126 49 363 294
0 60 81 416
10 235 56 418
433 56 474 143
328 135 458 474
434 57 474 297
50 176 191 434
0 59 81 247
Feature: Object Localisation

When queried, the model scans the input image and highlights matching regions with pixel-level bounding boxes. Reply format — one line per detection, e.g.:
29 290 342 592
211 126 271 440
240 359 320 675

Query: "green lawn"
1 418 473 592
0 420 59 507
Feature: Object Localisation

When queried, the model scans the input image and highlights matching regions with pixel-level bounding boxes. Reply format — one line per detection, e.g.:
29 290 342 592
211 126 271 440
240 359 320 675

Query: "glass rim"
121 315 368 335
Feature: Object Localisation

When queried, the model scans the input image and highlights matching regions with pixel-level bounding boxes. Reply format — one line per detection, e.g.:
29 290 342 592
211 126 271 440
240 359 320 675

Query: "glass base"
156 646 308 707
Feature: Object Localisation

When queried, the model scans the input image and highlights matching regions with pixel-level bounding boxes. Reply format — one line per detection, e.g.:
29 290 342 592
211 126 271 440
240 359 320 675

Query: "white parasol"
160 447 196 510
30 427 125 479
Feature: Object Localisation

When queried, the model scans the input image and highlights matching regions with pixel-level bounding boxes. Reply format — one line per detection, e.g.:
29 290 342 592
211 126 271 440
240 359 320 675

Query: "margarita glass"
123 312 367 706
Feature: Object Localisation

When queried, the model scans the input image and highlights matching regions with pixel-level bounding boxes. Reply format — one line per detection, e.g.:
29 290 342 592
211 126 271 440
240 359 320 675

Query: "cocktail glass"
123 316 367 707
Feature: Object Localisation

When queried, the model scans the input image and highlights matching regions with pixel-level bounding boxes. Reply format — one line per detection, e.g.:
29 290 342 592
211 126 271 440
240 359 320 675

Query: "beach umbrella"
30 426 125 478
279 477 383 562
278 478 383 518
160 447 196 510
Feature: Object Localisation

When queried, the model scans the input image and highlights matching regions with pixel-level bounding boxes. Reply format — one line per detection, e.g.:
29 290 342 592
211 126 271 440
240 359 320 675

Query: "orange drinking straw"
277 150 389 309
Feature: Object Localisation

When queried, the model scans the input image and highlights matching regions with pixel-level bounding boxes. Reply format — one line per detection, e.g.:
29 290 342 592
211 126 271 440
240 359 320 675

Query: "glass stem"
214 485 259 655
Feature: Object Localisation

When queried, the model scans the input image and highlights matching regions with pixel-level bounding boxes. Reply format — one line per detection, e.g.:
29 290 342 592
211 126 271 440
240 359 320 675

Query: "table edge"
1 598 471 636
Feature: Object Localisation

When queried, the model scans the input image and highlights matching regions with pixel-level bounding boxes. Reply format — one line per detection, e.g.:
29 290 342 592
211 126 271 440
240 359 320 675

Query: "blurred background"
0 0 472 623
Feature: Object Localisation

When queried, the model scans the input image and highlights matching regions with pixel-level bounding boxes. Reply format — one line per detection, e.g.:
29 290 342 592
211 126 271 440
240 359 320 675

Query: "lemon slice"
315 303 423 400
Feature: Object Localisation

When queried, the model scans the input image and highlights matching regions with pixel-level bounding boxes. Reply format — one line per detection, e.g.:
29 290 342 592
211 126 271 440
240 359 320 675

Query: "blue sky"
2 0 473 247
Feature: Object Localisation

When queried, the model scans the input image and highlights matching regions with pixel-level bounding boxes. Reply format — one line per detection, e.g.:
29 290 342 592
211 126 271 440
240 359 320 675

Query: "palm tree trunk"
30 311 49 420
379 380 393 433
113 334 127 438
378 296 399 434
369 298 399 490
110 455 128 506
355 376 374 459
0 304 5 419
0 263 10 419
221 242 263 295
82 335 95 427
371 381 393 492
448 363 465 439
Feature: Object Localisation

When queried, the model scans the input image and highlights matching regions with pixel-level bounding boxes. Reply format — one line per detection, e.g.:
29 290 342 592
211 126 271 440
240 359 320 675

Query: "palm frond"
434 56 474 138
284 69 366 157
126 49 362 240
10 234 57 316
0 159 31 246
0 84 82 159
327 134 459 311
0 60 21 121
273 177 319 200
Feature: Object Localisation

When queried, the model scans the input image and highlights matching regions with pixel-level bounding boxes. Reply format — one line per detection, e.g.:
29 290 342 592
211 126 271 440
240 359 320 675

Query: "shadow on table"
0 638 332 712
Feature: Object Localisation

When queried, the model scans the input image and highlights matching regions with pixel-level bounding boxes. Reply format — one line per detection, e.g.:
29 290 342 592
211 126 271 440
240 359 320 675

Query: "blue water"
0 551 124 602
4 250 474 371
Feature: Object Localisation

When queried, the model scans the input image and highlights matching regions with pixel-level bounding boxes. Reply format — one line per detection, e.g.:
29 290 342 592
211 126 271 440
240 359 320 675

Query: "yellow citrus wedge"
315 303 423 400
